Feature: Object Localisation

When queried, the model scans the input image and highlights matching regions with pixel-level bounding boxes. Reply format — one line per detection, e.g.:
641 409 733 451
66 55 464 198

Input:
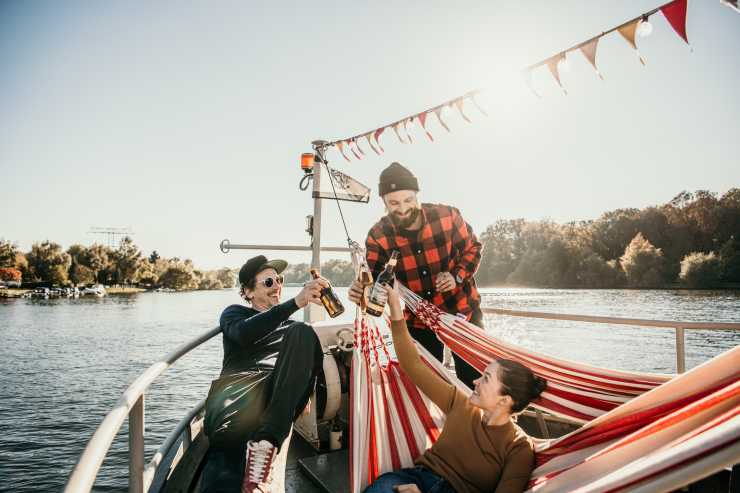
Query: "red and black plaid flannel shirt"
366 203 482 329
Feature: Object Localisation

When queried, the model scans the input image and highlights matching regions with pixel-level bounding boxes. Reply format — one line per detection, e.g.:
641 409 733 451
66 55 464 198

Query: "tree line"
3 189 738 291
0 237 235 291
476 189 740 288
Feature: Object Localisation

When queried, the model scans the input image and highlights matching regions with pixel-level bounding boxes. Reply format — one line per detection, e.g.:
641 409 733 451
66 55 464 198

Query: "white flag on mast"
313 167 371 203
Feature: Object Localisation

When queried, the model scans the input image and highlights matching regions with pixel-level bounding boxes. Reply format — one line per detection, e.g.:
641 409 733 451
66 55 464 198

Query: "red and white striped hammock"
349 285 740 493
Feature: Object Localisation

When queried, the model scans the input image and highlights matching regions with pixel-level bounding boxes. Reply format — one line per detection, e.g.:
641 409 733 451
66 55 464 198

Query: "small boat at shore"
81 284 106 297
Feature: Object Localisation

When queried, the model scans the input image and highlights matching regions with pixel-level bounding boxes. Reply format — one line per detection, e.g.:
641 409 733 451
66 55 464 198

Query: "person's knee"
284 322 319 343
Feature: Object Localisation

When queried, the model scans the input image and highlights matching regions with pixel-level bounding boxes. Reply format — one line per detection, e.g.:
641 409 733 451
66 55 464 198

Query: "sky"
2 1 739 270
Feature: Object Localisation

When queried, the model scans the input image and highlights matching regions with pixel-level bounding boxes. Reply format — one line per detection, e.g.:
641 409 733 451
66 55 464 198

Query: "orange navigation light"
300 153 315 173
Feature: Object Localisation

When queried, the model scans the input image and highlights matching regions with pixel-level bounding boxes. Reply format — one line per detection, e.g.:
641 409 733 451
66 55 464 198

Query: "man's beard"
390 207 421 229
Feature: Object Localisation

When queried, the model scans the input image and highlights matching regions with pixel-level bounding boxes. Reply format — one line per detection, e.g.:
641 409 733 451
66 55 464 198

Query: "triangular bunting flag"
618 19 646 65
391 123 406 144
349 139 362 160
579 37 604 80
353 137 366 156
403 117 414 144
417 112 434 141
721 0 740 13
374 127 385 152
365 133 381 155
337 141 350 162
546 53 568 94
433 107 450 132
661 0 689 44
453 98 472 123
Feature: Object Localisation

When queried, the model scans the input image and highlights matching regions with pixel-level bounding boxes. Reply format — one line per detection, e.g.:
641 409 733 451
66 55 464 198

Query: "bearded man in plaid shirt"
349 162 483 388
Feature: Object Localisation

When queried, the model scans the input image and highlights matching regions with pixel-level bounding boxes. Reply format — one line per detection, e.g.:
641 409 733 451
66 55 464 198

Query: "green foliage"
620 233 666 288
283 263 310 284
113 237 142 285
69 264 95 286
679 252 722 288
26 241 71 285
215 268 236 288
719 237 740 282
158 264 198 290
0 239 18 268
475 188 739 288
283 260 355 286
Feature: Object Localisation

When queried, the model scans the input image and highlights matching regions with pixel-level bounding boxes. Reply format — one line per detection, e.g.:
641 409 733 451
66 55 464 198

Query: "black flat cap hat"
239 255 288 285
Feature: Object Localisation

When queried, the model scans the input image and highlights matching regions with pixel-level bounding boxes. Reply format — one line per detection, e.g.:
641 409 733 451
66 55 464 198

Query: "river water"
1 288 739 491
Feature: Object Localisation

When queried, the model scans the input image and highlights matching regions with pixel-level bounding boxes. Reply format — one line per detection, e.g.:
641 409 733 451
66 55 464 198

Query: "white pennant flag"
313 166 371 203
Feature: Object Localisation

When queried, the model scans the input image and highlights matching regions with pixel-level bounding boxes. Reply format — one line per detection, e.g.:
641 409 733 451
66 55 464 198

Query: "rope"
322 161 354 247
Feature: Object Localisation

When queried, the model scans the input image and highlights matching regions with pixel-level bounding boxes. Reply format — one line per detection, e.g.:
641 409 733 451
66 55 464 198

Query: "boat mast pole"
305 140 328 323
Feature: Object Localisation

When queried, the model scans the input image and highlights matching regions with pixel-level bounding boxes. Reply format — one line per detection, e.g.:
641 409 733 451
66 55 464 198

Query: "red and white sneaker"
241 440 277 493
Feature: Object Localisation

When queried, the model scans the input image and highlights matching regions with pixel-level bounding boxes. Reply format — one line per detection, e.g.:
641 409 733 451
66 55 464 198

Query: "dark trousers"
408 308 483 389
253 322 324 448
364 466 455 493
201 322 323 492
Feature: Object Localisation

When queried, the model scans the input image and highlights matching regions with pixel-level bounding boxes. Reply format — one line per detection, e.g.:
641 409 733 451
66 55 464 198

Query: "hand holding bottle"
295 277 328 308
381 282 403 321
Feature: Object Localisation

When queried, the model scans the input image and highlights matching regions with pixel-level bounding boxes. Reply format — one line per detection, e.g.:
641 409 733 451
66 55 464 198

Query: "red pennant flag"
546 53 568 94
374 127 385 152
337 141 350 162
661 0 689 44
433 107 450 132
403 118 414 144
417 112 434 141
454 98 472 122
579 37 604 80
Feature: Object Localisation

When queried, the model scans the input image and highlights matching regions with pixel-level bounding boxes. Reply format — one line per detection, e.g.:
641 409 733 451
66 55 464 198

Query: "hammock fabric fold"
349 284 740 493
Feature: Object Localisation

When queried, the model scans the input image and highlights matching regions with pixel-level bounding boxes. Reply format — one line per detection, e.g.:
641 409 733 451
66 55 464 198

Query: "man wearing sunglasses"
202 254 329 493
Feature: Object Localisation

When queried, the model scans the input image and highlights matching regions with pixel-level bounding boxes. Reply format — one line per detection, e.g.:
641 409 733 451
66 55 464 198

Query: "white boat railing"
64 326 221 493
64 310 740 493
481 308 740 373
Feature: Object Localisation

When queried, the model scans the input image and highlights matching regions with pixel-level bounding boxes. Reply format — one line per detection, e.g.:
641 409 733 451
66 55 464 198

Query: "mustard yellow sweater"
390 319 534 493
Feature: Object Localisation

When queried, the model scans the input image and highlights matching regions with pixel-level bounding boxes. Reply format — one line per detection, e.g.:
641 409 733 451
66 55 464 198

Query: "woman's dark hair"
239 279 256 302
496 359 548 414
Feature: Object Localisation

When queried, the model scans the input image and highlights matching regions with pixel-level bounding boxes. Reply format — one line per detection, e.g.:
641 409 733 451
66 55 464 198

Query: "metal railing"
481 308 740 373
64 309 740 492
64 327 221 493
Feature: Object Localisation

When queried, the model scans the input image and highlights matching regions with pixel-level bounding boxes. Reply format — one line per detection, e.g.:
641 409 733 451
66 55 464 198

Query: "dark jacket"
218 299 300 376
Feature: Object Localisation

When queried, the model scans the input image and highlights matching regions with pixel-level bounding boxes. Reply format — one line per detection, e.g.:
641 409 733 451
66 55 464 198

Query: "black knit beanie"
378 162 420 196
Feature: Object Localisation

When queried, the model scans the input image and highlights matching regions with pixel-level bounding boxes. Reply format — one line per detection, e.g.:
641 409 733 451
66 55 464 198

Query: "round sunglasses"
258 275 284 288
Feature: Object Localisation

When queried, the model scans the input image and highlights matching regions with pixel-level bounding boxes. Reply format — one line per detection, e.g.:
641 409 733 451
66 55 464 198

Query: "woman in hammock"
365 284 547 493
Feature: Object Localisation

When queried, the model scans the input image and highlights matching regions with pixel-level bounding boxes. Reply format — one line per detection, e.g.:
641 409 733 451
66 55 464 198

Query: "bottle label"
369 282 388 306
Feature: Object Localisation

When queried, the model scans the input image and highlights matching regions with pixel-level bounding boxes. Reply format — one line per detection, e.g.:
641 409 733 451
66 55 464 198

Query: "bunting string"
321 0 737 161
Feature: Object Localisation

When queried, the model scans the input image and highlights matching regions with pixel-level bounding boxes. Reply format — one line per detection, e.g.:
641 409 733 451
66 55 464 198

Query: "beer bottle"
366 250 400 317
357 257 373 312
310 268 345 318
